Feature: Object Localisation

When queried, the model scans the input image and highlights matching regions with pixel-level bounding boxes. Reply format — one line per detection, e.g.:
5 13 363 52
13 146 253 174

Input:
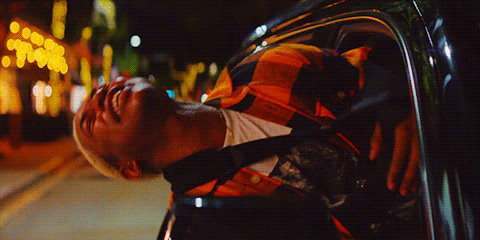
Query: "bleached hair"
73 121 126 180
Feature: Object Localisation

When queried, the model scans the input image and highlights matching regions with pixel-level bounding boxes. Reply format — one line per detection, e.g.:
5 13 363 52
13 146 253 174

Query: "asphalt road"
0 137 172 240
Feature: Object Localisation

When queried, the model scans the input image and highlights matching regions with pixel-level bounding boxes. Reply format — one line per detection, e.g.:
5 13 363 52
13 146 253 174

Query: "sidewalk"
0 136 82 200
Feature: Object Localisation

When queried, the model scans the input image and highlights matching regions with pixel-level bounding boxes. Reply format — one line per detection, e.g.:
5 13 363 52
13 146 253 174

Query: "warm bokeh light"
32 81 47 114
9 21 20 33
27 52 35 63
16 59 25 68
81 27 92 40
6 39 15 51
209 62 218 76
22 27 31 39
197 62 205 74
44 38 54 51
52 0 67 39
2 56 11 68
102 44 113 83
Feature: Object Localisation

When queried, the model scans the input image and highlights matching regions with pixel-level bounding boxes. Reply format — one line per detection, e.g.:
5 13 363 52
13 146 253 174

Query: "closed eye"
80 112 95 135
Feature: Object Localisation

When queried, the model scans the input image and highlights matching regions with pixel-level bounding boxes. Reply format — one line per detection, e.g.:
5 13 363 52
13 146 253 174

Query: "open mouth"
105 85 131 122
112 90 121 116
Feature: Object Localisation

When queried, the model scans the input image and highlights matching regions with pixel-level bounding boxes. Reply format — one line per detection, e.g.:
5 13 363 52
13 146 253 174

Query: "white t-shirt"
219 108 292 176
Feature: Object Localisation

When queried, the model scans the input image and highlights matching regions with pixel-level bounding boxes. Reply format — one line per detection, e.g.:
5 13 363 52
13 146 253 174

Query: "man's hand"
369 111 419 196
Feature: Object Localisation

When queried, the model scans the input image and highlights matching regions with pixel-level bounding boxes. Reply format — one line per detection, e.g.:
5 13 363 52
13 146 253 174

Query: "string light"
9 21 20 33
1 56 11 68
4 22 69 74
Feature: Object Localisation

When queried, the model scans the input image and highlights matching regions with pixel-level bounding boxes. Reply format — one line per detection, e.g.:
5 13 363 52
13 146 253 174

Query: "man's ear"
120 160 143 180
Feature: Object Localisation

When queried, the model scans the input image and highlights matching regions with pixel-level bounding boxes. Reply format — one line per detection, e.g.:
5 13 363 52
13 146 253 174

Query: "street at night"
0 1 295 239
1 0 480 239
0 138 171 239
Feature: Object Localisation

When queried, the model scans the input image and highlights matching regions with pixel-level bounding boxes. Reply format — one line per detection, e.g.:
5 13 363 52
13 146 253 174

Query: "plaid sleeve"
205 43 370 129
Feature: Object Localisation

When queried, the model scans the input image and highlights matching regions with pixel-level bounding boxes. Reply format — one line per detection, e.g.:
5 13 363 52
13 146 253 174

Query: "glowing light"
27 52 35 63
81 27 92 40
47 60 55 70
209 62 218 76
14 39 22 50
70 85 87 113
22 27 31 39
57 45 65 56
37 34 44 46
166 90 175 99
2 56 11 68
130 35 141 47
52 22 65 39
32 85 40 97
16 51 26 61
197 62 205 73
255 25 267 36
44 38 54 51
38 58 47 68
6 39 15 51
10 22 20 33
261 41 268 46
16 58 25 68
102 44 113 83
201 93 208 103
33 81 47 114
444 45 452 59
195 197 202 208
60 64 68 74
44 85 53 97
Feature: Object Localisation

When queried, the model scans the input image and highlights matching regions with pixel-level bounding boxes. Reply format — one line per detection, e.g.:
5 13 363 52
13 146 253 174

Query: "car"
159 0 479 239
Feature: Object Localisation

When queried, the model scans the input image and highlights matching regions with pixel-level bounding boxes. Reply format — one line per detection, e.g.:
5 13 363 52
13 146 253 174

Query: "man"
73 43 418 197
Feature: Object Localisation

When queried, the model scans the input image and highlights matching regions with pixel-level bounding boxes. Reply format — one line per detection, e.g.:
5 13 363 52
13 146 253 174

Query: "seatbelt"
163 91 391 194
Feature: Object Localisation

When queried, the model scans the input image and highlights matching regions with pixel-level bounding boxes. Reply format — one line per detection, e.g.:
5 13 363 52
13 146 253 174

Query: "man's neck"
151 101 227 169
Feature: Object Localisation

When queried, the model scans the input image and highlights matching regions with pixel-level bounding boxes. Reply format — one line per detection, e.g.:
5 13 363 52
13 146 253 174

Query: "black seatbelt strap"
163 91 391 194
163 133 327 194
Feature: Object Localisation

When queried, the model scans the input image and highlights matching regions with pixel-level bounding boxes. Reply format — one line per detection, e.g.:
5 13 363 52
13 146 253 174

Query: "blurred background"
0 1 297 239
0 0 296 145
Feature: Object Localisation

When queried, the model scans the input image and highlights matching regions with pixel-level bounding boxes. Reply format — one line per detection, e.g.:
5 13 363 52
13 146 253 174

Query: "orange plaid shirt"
187 43 371 197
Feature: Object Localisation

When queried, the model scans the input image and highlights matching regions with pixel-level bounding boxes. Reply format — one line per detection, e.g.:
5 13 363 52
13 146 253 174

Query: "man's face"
74 77 172 161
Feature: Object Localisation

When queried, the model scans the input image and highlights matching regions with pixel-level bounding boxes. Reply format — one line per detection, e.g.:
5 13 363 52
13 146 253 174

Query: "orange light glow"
2 56 11 68
9 21 20 33
22 27 31 39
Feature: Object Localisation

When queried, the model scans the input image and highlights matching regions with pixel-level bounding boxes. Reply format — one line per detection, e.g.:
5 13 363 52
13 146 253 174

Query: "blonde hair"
72 121 126 180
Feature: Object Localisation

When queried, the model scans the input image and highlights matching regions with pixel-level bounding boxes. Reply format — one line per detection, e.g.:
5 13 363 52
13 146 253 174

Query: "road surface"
0 137 172 240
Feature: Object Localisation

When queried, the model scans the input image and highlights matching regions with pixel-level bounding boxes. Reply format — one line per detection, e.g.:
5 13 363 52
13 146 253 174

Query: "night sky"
3 0 297 67
116 0 297 66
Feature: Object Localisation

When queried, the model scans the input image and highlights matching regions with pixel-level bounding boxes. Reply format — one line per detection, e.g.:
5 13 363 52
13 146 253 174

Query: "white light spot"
44 85 52 97
444 45 452 59
443 74 452 90
429 56 434 66
195 197 202 208
98 75 105 85
209 62 218 76
255 25 267 36
261 41 267 46
130 35 141 48
201 93 208 103
32 85 40 97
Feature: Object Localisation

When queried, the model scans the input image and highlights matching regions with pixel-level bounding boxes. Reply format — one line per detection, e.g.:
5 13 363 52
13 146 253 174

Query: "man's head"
73 77 174 180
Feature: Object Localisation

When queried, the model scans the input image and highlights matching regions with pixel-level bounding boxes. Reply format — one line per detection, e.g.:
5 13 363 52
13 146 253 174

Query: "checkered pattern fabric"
206 43 370 130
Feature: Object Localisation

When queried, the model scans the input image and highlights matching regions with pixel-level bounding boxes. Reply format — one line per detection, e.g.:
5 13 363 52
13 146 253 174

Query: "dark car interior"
159 18 422 239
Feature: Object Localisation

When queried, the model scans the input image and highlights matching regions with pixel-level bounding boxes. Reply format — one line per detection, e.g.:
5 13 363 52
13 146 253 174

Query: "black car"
159 1 479 239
